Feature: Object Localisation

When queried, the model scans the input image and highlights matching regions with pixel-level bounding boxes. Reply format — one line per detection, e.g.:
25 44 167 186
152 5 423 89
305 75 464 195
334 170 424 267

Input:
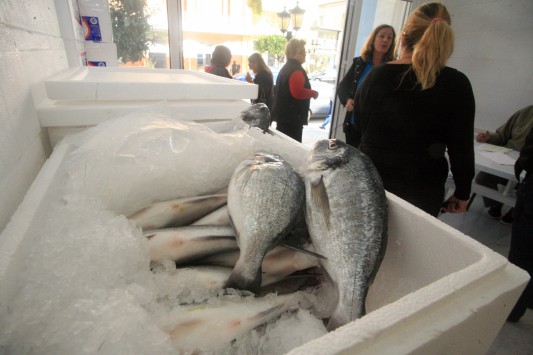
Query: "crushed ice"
0 104 328 354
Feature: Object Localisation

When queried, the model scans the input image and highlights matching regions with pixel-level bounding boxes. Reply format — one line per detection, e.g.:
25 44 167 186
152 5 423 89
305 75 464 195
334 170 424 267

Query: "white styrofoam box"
33 66 258 146
85 41 117 67
37 98 251 146
44 66 258 101
0 121 528 354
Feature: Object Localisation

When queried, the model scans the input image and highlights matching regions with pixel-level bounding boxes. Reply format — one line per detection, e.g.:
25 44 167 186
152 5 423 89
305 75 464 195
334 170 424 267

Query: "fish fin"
311 176 331 228
248 304 283 321
278 242 327 260
225 264 262 294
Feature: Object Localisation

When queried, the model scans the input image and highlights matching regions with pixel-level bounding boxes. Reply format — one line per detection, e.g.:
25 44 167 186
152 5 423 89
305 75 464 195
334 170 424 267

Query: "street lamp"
278 2 305 40
289 2 305 32
278 7 291 34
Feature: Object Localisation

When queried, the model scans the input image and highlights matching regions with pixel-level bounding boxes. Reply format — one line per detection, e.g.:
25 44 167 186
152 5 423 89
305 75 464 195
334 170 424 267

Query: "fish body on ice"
128 194 227 230
241 103 271 132
191 205 230 226
189 245 320 285
304 139 388 330
226 153 305 293
145 225 238 264
166 292 301 351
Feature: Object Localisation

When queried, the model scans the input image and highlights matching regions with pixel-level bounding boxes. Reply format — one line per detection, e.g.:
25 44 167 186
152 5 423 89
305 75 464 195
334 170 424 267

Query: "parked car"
309 68 338 83
309 81 335 119
234 66 280 83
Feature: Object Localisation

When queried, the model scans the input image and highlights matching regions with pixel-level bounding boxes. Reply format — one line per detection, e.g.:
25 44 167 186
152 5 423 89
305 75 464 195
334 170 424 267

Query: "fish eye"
328 140 338 150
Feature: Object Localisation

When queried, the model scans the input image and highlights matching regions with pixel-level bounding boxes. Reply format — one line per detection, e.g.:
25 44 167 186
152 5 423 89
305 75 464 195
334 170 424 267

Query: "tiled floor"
303 118 533 354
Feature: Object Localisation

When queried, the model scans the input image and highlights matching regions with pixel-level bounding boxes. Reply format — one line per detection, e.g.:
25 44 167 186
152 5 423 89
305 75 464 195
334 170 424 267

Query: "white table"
471 142 521 208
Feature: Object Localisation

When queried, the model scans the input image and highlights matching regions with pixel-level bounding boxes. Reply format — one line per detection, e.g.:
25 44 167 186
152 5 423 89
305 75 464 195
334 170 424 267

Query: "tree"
247 0 262 15
109 0 153 63
254 35 287 65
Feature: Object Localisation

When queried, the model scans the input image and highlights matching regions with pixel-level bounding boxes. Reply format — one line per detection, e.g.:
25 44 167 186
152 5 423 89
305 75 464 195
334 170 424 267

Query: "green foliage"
109 0 153 63
254 35 286 62
246 0 262 15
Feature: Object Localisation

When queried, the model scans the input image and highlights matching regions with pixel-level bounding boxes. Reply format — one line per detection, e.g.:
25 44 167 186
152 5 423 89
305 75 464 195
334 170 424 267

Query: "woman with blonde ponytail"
353 2 476 217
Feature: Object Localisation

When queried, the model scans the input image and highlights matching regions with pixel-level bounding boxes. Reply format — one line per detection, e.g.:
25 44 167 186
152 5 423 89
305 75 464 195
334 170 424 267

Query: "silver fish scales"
226 152 305 293
304 139 388 330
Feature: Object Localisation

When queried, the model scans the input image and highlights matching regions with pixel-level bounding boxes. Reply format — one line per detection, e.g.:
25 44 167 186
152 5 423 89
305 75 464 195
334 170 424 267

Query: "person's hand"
245 72 253 83
476 131 490 142
312 90 319 100
346 99 354 112
441 195 468 213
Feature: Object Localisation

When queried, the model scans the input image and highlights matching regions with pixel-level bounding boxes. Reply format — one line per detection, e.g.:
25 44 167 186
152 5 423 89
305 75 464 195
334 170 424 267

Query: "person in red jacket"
205 45 232 79
271 39 318 142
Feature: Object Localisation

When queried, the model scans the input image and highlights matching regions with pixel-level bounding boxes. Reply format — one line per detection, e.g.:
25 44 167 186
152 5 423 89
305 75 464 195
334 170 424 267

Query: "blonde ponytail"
402 3 454 90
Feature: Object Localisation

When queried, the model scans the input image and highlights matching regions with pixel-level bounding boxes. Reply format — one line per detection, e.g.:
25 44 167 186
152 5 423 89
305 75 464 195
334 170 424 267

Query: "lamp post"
278 2 305 40
289 2 305 32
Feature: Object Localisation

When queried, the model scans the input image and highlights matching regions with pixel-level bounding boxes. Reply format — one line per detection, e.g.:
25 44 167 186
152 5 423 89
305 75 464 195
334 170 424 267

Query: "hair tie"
431 18 443 23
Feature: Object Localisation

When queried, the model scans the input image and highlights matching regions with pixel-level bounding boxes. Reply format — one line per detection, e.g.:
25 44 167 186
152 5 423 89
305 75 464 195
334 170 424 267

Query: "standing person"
353 2 476 217
246 53 274 112
319 85 336 130
272 39 318 142
474 105 533 224
507 126 533 323
337 24 396 147
231 60 239 76
205 45 232 79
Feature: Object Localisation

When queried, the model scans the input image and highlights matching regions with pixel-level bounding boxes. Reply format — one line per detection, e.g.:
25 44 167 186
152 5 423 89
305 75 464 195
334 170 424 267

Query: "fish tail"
225 263 262 294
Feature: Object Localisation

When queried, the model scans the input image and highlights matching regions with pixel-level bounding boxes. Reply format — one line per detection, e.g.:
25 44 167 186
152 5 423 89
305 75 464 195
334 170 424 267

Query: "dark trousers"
475 171 509 208
507 175 533 320
382 178 445 217
344 124 361 149
276 121 303 143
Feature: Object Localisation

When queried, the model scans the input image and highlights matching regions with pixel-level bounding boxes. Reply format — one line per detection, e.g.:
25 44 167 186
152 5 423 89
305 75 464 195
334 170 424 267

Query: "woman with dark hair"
205 45 232 79
246 53 274 111
337 24 396 148
354 2 476 217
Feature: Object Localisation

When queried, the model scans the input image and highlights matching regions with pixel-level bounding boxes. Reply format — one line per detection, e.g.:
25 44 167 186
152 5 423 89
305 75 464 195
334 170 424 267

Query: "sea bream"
226 153 305 293
304 139 388 330
241 103 271 132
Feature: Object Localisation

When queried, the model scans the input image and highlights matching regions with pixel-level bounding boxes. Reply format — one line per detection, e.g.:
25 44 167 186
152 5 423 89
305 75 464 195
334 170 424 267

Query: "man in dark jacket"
272 39 318 142
507 126 533 322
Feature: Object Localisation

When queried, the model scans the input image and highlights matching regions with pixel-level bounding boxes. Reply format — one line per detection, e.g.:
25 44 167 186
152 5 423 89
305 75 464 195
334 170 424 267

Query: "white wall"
412 0 533 131
0 1 69 233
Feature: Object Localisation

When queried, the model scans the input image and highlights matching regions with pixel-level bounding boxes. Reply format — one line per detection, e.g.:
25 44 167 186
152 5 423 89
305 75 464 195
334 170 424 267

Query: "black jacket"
272 59 311 126
252 70 274 112
515 127 533 180
206 65 232 79
337 56 368 128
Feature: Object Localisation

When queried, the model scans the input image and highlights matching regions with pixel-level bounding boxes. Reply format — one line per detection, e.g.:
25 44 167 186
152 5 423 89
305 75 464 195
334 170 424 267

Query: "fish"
225 153 305 293
192 244 321 283
127 194 227 230
303 139 388 330
241 103 271 132
191 205 230 226
145 225 238 264
166 292 301 351
155 249 319 303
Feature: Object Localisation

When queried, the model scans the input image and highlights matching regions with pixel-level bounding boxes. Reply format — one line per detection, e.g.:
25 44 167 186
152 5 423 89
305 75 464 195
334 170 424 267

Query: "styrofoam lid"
44 66 258 101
